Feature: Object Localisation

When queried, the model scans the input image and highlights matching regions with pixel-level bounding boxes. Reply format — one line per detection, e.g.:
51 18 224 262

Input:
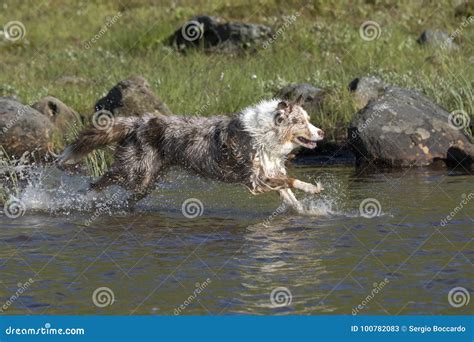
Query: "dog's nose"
318 129 325 138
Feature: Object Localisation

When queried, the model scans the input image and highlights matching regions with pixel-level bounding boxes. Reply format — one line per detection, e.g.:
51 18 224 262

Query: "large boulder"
417 29 459 51
348 76 387 110
0 98 56 159
348 87 474 168
32 96 82 132
275 83 326 114
168 15 272 53
95 76 172 117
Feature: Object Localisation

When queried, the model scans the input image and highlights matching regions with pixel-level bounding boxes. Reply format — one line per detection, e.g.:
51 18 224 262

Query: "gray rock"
32 96 82 132
275 83 326 113
0 98 55 159
348 87 474 168
168 15 272 52
348 76 387 110
95 76 172 117
417 29 459 51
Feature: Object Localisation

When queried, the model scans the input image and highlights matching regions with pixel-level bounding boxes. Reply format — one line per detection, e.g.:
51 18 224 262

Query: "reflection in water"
0 166 472 315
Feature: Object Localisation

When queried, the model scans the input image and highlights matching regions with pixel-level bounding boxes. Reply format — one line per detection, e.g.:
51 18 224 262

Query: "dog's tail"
57 116 137 166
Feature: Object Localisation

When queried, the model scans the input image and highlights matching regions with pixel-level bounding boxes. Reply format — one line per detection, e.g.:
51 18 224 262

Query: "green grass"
0 0 472 144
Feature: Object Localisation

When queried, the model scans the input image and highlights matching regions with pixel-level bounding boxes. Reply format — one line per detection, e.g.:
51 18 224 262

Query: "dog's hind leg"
89 169 123 192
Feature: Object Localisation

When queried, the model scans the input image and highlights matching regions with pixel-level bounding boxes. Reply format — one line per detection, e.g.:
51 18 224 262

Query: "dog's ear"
294 94 304 106
277 100 289 111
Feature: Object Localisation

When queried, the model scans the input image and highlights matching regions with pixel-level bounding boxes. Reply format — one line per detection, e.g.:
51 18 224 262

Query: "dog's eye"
274 114 285 125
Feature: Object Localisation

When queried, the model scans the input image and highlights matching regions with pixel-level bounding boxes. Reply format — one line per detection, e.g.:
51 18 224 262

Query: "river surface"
0 165 472 315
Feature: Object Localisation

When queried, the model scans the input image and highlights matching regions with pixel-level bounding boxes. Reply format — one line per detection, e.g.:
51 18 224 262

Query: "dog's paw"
294 180 324 194
314 182 324 193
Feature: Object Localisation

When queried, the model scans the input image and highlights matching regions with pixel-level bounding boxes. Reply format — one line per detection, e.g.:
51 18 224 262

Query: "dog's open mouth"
296 136 318 149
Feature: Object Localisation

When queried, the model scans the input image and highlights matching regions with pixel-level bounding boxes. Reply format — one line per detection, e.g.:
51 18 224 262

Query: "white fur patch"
239 99 291 177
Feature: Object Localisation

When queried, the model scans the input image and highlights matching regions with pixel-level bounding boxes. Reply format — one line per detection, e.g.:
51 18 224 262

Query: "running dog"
57 96 325 212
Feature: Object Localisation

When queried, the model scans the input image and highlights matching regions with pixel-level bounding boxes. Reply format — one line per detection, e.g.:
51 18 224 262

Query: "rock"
95 76 172 117
275 83 326 113
348 87 474 168
417 29 459 51
0 98 55 159
168 15 272 52
454 2 473 18
32 96 82 131
348 76 387 110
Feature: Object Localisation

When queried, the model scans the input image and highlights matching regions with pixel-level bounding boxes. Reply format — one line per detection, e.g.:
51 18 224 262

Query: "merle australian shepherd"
58 96 325 213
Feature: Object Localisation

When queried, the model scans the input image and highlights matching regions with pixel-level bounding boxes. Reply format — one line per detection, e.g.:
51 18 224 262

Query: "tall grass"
0 0 472 147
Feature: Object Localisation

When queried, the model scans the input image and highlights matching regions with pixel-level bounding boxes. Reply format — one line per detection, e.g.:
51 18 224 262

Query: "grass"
0 0 472 157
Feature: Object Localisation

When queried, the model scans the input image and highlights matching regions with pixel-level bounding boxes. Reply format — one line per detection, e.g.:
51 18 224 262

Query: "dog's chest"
259 151 286 177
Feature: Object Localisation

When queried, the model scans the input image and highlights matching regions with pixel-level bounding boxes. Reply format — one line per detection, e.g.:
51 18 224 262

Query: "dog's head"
273 95 324 149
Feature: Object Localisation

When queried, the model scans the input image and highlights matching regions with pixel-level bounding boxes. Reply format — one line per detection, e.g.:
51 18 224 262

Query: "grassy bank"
0 0 472 144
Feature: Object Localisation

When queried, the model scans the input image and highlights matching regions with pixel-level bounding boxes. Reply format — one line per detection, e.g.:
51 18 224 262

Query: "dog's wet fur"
58 96 325 212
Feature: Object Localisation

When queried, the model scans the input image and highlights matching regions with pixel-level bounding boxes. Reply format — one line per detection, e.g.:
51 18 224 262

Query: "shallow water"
0 165 472 315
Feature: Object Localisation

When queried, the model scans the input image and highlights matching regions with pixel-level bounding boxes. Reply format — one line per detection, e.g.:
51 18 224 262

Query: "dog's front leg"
263 177 323 194
292 179 324 194
279 189 304 214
